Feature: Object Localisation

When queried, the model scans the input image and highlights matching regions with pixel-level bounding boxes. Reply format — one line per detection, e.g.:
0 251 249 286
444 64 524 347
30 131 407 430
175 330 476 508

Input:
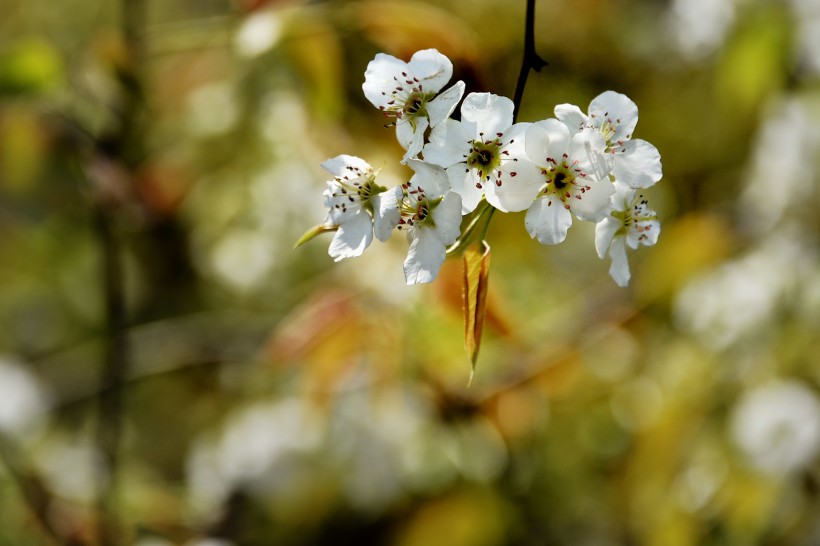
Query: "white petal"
461 93 514 136
321 154 372 178
571 128 610 180
571 179 616 222
595 216 621 259
612 139 663 189
407 49 453 94
427 81 465 128
612 181 637 204
430 192 463 245
447 165 484 214
588 91 639 143
362 53 407 108
608 237 631 287
324 182 362 224
423 118 471 168
397 116 429 162
525 197 572 245
404 226 446 284
628 219 661 249
500 122 530 156
488 158 543 212
407 159 449 198
527 119 571 162
373 186 402 241
328 210 373 261
524 122 551 165
642 220 661 246
554 103 588 134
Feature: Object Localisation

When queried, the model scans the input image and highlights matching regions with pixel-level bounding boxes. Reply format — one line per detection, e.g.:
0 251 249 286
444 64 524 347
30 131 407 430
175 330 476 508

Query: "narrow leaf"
293 223 337 249
462 240 491 377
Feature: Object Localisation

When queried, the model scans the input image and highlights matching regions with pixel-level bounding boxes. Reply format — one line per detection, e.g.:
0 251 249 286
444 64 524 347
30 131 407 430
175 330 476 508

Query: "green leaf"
293 224 337 249
462 240 491 382
0 40 63 96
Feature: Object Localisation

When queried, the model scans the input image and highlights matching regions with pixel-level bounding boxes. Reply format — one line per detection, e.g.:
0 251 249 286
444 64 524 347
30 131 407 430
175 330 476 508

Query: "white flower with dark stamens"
595 183 660 287
322 155 401 262
522 119 615 245
556 91 662 189
363 49 465 163
422 92 543 214
382 160 462 284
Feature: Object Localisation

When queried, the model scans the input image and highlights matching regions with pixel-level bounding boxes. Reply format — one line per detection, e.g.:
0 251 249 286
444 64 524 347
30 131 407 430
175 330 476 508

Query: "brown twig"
0 432 87 546
93 0 145 544
512 0 548 123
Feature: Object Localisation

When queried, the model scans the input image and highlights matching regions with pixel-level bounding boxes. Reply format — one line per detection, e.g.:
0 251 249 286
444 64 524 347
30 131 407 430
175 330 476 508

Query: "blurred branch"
512 0 548 123
92 0 146 545
143 16 233 57
93 201 131 546
0 432 88 546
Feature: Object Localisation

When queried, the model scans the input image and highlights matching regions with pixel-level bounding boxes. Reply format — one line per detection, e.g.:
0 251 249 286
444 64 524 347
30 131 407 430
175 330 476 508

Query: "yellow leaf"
463 240 491 379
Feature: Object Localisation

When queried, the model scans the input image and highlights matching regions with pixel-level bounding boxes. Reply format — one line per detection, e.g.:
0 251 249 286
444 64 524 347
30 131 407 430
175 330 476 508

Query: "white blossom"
363 49 465 163
556 91 662 190
383 160 462 284
595 183 661 287
523 119 614 245
423 92 542 214
322 155 401 262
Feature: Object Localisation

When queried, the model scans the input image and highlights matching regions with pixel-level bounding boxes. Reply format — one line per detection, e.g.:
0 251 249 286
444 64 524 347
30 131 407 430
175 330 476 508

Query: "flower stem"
449 2 547 254
512 0 548 123
447 201 493 255
479 206 496 242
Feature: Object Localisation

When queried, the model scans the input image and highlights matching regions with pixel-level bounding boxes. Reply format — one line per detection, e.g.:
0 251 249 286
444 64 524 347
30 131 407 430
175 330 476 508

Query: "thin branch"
93 0 145 544
512 0 548 123
0 432 88 546
93 203 130 546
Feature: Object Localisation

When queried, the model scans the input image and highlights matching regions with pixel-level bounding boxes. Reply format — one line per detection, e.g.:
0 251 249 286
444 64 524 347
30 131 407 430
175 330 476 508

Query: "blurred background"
1 0 819 544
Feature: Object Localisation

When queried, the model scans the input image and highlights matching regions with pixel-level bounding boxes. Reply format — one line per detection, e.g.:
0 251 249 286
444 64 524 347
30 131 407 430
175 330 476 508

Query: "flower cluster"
305 49 663 287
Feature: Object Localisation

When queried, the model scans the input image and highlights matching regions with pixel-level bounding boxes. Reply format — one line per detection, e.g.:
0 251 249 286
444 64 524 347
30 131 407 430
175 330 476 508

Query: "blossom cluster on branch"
301 49 663 287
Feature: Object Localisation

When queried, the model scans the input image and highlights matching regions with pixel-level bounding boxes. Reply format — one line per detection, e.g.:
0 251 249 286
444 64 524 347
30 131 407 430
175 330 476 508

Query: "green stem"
447 201 493 255
479 207 496 242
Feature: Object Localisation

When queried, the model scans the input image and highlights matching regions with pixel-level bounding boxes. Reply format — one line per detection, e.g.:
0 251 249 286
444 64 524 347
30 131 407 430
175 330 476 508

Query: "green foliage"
1 0 819 545
0 40 63 95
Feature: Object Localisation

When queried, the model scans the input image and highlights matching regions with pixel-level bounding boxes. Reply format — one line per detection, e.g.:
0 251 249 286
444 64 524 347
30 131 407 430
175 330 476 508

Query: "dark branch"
0 432 88 546
93 0 145 544
93 201 130 546
512 0 548 123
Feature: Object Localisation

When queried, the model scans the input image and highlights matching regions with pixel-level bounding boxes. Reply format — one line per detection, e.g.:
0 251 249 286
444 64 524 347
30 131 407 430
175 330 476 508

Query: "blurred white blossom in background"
674 232 809 350
741 97 820 233
668 0 737 60
0 355 50 437
186 83 240 137
34 434 103 503
730 380 820 474
789 0 820 75
234 8 283 59
186 398 325 518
